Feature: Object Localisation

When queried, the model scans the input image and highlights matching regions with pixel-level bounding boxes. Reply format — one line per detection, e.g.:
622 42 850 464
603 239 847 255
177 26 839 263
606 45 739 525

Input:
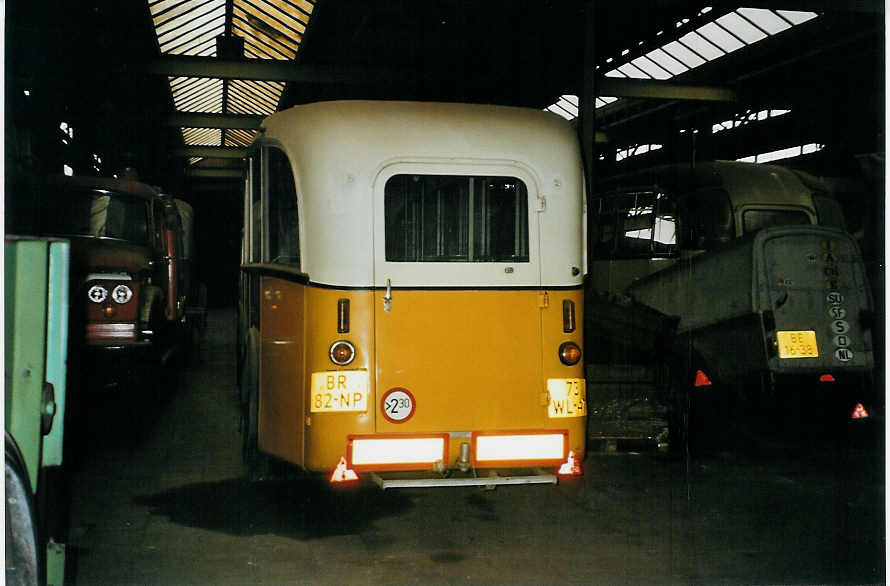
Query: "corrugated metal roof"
148 0 316 148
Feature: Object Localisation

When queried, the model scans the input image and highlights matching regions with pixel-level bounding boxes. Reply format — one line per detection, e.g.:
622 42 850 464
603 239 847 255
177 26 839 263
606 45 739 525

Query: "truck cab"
33 175 185 388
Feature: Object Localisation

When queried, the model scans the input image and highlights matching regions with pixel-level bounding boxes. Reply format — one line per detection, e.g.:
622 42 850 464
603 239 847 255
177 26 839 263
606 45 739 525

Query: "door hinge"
535 196 547 212
538 292 550 308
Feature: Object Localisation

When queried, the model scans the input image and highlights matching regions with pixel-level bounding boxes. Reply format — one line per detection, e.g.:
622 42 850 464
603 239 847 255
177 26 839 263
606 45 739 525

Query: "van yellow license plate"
547 378 587 418
310 371 370 412
777 330 819 358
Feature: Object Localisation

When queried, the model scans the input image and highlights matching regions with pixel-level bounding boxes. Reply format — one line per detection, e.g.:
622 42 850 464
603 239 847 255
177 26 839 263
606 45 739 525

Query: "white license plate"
310 371 369 412
547 378 587 418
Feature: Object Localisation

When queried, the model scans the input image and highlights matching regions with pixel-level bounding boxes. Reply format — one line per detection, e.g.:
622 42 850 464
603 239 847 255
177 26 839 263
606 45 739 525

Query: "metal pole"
579 1 597 276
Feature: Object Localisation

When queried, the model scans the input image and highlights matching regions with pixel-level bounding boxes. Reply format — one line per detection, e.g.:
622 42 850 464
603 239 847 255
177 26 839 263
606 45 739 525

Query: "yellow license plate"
310 371 369 412
777 330 819 358
547 378 587 418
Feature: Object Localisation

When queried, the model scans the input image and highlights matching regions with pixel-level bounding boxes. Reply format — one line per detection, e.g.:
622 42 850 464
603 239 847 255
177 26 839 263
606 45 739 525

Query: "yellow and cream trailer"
239 101 586 488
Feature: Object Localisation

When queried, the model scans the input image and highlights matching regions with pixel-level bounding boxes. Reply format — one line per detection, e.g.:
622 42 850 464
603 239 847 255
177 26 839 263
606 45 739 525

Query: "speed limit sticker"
381 388 415 424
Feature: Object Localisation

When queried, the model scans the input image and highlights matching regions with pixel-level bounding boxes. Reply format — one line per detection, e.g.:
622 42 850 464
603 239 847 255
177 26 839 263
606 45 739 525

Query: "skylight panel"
678 31 724 61
555 96 579 117
545 106 571 120
630 56 672 80
696 22 745 53
661 40 707 68
616 143 663 162
182 128 223 146
232 0 313 60
225 129 259 147
155 3 223 42
775 10 818 26
617 63 652 79
170 77 223 113
736 8 792 35
152 1 226 55
547 7 820 121
148 0 320 158
711 108 791 133
737 143 823 163
227 80 285 115
715 12 767 44
644 48 690 76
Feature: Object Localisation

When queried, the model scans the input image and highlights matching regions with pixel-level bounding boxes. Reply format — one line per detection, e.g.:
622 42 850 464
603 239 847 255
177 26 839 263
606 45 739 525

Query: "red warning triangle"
851 404 869 419
694 370 712 387
330 456 359 483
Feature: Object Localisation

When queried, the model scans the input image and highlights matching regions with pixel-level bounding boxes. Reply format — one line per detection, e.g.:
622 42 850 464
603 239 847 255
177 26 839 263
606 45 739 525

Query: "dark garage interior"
4 1 885 584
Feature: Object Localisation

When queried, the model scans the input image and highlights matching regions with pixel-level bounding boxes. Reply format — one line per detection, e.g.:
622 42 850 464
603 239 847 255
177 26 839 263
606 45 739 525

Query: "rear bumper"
343 428 579 474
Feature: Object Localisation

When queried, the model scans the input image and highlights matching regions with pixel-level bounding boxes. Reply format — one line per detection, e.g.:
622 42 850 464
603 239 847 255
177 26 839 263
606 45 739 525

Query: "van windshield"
41 187 151 244
742 209 811 234
384 174 529 262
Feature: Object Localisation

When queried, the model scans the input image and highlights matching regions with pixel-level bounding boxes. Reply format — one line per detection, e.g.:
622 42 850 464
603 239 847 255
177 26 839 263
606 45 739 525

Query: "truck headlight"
112 284 133 304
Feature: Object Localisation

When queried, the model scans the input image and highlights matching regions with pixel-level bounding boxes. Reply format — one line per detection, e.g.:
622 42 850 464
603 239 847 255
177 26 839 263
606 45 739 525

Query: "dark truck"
32 175 188 388
587 161 875 449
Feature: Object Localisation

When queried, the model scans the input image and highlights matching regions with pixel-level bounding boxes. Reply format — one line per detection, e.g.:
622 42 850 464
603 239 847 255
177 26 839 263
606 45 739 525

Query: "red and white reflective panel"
558 450 582 476
473 431 567 466
851 404 869 419
349 436 447 469
330 456 358 483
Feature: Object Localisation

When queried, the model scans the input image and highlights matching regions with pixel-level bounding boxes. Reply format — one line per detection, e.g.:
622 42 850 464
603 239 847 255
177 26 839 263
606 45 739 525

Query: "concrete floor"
63 310 885 585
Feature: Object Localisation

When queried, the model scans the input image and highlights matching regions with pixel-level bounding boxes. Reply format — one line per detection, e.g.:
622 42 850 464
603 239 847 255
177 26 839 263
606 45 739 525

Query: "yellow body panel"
259 281 585 473
374 289 543 432
258 277 306 464
540 289 585 458
374 287 586 469
303 288 376 471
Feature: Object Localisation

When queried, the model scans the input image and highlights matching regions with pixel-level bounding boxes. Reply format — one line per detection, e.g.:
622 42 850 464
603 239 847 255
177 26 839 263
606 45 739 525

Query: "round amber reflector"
558 341 582 366
329 340 356 366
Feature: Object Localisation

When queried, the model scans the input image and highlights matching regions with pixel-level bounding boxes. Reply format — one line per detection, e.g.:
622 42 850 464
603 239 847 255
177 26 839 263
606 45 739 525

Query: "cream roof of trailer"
147 0 315 155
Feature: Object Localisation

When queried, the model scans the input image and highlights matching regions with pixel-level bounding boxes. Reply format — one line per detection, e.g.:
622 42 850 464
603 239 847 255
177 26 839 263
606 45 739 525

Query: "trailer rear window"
742 209 811 234
385 175 529 262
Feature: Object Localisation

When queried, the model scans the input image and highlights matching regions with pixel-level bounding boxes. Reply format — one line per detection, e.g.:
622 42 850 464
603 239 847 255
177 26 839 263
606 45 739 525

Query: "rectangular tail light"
562 299 576 333
472 430 568 468
337 298 350 333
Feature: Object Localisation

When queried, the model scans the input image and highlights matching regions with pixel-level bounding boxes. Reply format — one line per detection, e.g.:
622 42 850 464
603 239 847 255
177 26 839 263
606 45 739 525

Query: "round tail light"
329 340 356 366
558 341 582 366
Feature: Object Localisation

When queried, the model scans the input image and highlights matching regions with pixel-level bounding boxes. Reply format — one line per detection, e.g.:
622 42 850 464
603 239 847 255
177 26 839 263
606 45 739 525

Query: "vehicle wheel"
5 444 40 586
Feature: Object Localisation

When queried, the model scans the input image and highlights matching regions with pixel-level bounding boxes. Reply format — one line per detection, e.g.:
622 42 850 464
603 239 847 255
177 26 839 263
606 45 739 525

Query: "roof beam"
184 168 245 178
166 112 263 129
148 56 372 83
152 57 737 105
598 79 737 103
174 146 247 158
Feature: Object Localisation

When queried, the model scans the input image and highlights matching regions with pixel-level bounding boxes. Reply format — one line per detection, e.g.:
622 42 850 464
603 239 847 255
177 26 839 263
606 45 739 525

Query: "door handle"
383 278 393 312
